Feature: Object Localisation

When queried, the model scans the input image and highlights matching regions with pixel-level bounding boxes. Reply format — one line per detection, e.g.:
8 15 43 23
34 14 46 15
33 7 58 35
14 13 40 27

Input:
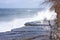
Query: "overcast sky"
0 0 49 8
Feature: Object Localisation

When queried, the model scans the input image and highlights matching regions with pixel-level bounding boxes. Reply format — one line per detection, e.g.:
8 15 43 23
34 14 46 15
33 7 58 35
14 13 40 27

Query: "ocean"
0 8 42 32
0 8 56 32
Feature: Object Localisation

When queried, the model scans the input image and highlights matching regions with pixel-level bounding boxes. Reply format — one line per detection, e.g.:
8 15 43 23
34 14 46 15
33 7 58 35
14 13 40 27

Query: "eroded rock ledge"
0 20 55 40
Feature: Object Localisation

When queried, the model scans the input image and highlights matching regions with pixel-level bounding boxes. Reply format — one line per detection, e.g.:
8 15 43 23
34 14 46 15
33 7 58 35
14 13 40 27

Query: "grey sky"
0 0 46 8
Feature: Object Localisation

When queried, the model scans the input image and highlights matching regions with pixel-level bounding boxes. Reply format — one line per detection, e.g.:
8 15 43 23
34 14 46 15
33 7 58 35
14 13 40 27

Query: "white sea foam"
0 9 56 32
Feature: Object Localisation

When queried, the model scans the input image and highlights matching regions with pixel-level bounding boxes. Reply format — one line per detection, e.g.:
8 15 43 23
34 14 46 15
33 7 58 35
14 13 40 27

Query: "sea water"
0 8 56 32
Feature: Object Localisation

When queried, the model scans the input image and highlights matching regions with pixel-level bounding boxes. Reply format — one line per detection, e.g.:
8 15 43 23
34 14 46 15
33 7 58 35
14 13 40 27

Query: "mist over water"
0 8 56 32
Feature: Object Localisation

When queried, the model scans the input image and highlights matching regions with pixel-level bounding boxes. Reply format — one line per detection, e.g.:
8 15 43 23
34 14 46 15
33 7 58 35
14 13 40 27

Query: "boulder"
24 21 49 26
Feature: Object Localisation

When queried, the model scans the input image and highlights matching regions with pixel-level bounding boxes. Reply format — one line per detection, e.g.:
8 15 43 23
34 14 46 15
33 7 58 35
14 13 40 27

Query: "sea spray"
0 9 56 32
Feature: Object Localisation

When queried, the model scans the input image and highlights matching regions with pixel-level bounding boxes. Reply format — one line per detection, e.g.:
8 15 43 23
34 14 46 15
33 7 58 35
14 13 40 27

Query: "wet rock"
0 21 52 40
24 21 49 26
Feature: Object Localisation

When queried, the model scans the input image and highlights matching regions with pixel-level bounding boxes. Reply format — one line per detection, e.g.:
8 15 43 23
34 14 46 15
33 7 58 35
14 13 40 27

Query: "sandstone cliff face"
49 0 60 40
